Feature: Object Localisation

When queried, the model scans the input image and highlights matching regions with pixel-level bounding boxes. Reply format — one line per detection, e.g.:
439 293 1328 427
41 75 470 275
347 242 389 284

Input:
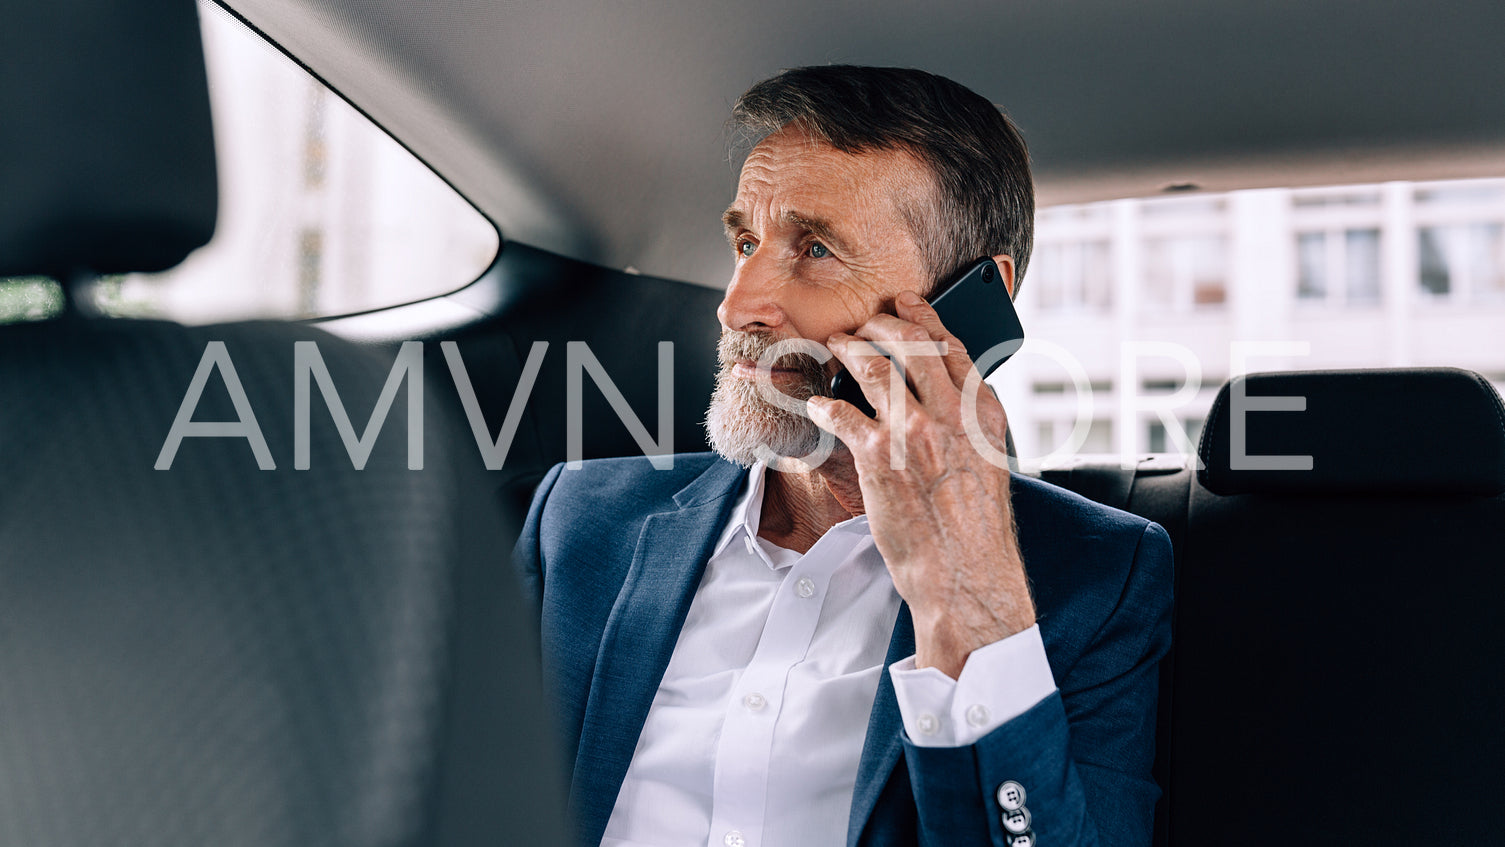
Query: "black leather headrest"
1197 368 1505 497
0 0 217 278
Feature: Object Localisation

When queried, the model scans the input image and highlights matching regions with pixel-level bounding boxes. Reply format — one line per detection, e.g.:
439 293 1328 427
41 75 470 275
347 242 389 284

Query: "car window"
0 0 496 326
997 177 1505 467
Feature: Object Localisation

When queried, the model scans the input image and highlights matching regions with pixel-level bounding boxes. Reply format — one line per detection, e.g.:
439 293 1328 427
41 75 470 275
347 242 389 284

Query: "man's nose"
717 251 786 332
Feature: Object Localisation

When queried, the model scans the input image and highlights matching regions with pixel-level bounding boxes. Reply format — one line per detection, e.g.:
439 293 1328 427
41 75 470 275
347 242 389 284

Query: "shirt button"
742 692 766 712
795 577 816 598
966 703 991 727
916 713 939 736
1007 832 1034 847
723 831 745 847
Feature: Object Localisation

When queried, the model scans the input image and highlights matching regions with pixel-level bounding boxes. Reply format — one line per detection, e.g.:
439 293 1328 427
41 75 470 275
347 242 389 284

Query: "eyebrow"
721 208 853 254
722 208 747 242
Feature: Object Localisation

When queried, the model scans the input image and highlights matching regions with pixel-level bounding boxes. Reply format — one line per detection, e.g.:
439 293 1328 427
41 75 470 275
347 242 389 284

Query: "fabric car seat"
1159 368 1505 845
0 1 567 844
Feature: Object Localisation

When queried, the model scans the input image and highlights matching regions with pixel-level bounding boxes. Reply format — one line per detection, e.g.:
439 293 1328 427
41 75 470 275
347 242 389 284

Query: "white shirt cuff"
889 623 1057 748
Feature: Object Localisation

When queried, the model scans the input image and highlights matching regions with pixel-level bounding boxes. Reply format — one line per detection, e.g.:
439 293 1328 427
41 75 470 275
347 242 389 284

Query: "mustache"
716 331 831 386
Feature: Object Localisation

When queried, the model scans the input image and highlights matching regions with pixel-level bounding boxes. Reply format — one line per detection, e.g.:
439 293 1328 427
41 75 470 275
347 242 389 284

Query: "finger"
895 289 1013 452
806 393 878 447
827 332 906 420
958 366 1012 457
893 290 975 389
852 312 957 406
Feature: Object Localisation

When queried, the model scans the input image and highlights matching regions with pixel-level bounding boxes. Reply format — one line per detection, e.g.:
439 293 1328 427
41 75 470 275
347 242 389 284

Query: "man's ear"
990 254 1017 299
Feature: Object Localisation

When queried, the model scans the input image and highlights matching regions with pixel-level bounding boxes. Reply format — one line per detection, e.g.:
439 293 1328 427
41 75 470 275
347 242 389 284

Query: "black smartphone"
828 257 1025 417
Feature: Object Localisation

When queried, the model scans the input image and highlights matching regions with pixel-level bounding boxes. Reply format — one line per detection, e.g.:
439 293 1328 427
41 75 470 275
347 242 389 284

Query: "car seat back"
1039 368 1505 846
0 1 567 844
1171 368 1505 845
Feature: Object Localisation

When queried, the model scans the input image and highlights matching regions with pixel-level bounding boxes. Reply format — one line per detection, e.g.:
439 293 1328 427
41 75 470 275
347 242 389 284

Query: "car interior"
3 0 1504 845
0 2 567 845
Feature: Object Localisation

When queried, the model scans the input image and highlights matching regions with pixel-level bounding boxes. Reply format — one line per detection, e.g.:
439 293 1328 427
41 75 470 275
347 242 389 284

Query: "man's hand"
807 290 1035 679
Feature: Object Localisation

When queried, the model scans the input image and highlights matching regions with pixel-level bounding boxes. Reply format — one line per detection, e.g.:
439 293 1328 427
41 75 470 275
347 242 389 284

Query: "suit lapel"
847 601 916 847
569 459 745 847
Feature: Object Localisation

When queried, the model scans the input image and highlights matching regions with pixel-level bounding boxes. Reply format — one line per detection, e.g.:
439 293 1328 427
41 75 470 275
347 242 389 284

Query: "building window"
1031 379 1111 395
1292 191 1381 210
1032 240 1112 312
1416 183 1505 206
1295 227 1382 306
298 227 323 316
1036 418 1115 456
1418 223 1505 302
301 85 327 190
1146 417 1204 454
1142 378 1186 393
1143 235 1229 312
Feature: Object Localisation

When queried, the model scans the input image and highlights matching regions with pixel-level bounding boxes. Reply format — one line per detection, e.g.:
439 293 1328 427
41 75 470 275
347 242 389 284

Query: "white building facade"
996 181 1505 466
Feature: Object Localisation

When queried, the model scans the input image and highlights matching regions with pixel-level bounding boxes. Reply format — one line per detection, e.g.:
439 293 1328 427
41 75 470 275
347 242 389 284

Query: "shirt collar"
710 461 769 561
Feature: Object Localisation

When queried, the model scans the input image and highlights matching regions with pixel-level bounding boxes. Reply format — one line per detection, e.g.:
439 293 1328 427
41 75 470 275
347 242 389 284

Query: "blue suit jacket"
516 452 1172 847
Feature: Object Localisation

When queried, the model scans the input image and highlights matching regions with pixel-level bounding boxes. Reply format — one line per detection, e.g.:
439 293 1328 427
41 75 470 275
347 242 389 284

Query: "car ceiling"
226 0 1505 290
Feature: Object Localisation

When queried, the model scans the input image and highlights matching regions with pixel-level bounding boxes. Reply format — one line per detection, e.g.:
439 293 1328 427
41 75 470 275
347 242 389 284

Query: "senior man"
517 65 1172 847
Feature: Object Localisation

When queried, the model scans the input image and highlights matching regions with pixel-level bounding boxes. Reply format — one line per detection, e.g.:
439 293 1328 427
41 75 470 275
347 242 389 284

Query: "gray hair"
730 65 1034 295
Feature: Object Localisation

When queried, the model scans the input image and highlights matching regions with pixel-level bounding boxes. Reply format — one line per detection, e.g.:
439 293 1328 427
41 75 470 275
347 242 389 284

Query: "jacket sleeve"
902 521 1174 847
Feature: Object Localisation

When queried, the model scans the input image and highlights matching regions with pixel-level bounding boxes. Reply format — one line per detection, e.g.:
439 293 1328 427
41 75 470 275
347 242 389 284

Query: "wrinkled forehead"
732 126 937 213
729 118 824 174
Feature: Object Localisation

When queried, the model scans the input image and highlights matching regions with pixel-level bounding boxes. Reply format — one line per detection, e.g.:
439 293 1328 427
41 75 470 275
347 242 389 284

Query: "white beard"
704 331 832 469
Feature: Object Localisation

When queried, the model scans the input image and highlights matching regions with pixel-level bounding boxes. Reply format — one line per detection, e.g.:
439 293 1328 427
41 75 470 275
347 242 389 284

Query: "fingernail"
900 291 924 306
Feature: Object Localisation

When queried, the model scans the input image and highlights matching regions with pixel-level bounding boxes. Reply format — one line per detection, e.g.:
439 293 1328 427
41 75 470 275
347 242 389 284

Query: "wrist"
911 601 1036 679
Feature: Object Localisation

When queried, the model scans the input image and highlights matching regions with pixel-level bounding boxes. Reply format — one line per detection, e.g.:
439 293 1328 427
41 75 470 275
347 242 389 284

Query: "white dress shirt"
601 463 1057 847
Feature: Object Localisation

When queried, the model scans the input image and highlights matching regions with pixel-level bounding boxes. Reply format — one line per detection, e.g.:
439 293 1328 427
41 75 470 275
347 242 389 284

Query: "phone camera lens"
982 264 995 282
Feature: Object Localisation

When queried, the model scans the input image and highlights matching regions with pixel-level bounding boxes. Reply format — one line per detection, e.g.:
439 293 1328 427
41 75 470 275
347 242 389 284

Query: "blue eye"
809 242 829 258
738 240 756 258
